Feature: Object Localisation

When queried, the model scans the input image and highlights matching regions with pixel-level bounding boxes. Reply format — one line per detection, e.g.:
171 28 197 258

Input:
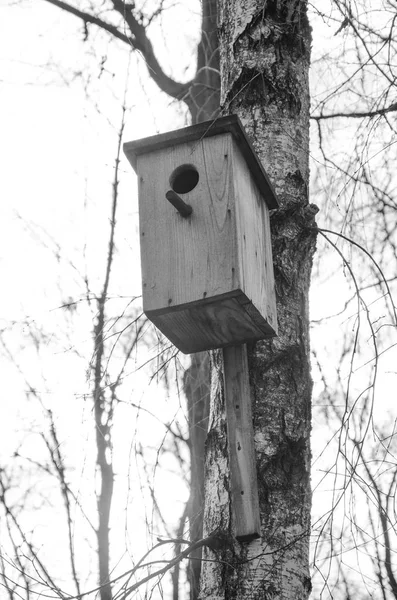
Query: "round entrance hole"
170 164 199 194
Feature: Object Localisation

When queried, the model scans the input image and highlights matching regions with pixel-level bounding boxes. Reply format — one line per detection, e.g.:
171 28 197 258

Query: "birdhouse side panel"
231 140 278 336
137 135 238 314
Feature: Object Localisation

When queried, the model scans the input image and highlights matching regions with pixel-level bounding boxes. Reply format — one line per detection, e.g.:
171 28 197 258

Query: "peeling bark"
200 0 316 598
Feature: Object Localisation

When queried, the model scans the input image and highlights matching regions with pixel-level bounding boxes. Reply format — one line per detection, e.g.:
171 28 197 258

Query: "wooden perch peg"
165 190 193 218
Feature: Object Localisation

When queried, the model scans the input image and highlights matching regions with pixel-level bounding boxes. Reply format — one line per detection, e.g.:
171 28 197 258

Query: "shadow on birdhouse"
123 115 278 354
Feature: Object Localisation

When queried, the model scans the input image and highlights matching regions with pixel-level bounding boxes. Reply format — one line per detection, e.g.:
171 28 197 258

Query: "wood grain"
124 114 278 209
138 133 235 310
223 344 261 541
147 291 274 354
232 138 278 335
133 127 277 353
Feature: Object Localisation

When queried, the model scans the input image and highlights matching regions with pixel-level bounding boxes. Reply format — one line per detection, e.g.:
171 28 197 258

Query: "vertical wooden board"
223 344 261 541
231 140 278 334
137 134 239 313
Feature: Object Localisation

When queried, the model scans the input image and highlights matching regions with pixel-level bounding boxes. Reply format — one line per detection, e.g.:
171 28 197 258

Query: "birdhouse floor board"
145 291 276 354
223 344 261 541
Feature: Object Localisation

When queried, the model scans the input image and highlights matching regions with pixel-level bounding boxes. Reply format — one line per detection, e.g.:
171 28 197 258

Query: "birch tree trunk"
199 1 317 598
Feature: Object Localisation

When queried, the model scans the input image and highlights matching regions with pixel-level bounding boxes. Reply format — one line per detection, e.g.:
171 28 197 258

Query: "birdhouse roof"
123 114 279 209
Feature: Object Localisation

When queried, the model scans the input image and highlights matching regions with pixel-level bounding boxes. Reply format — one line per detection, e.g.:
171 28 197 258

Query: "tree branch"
110 0 193 102
311 102 397 120
43 0 131 45
42 0 194 106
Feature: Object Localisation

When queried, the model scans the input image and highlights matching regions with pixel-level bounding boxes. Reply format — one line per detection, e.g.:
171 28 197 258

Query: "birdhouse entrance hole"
170 164 199 194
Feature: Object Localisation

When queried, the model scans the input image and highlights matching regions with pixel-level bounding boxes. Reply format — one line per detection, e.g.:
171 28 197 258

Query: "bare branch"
42 0 194 106
43 0 131 45
312 102 397 121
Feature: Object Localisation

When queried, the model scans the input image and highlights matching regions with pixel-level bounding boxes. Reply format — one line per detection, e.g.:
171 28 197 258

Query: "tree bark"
190 0 220 123
199 0 317 598
184 353 211 598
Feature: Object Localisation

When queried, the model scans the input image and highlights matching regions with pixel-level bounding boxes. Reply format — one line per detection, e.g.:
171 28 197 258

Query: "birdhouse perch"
123 115 278 354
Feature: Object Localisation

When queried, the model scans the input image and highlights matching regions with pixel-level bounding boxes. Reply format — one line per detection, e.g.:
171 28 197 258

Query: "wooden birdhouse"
123 115 278 354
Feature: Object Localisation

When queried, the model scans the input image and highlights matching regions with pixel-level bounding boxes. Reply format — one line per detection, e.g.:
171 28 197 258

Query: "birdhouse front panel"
137 134 236 312
124 115 278 354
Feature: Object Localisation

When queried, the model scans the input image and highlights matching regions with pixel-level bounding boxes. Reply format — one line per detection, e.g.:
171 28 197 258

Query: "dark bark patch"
241 3 311 61
226 66 302 116
303 575 312 594
286 169 307 194
257 436 310 499
205 528 234 552
205 422 228 455
252 579 279 599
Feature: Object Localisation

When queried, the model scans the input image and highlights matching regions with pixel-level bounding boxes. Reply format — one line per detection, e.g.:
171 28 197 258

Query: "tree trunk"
184 353 211 598
190 0 220 123
199 0 317 598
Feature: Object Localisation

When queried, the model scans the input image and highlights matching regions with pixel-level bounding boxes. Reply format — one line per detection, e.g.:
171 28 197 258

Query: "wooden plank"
232 138 278 336
123 114 279 209
223 344 261 542
147 291 274 354
138 134 237 312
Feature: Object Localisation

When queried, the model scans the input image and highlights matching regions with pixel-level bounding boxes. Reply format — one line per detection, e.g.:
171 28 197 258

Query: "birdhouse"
123 115 278 354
